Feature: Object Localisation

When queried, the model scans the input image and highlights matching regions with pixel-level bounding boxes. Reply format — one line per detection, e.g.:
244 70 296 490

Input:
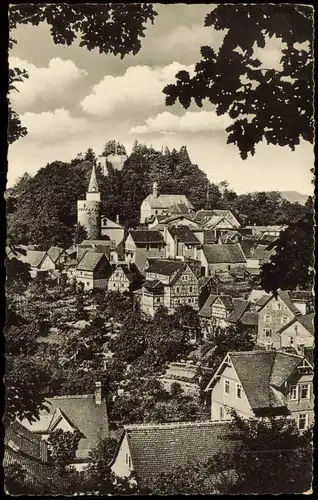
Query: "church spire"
88 164 99 193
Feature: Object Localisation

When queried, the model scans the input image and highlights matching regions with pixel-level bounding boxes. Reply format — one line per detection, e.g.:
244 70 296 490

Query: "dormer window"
91 187 96 192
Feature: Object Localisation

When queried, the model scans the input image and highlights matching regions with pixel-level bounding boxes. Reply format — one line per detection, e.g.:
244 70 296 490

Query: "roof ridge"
124 420 230 431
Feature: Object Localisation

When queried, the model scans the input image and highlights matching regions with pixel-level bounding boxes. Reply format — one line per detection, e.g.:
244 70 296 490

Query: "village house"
140 182 194 223
163 225 202 260
107 263 144 294
149 213 201 231
19 382 109 471
257 291 303 349
277 313 314 350
240 241 276 275
198 294 238 337
100 215 125 247
46 246 67 268
14 249 56 278
4 420 61 492
200 243 247 277
124 230 165 271
135 260 199 316
110 420 237 488
246 225 287 237
205 350 314 431
75 251 112 291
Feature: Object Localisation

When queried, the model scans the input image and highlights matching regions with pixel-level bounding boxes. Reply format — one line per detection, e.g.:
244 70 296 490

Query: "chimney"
116 214 119 224
95 381 102 405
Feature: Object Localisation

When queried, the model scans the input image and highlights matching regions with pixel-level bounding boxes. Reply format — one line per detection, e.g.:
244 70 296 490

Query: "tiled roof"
47 246 64 263
160 214 196 225
240 312 259 326
168 226 201 245
203 215 228 229
122 421 237 487
167 202 192 215
145 260 185 276
130 230 164 244
76 251 108 271
227 351 305 412
198 294 218 318
142 279 164 293
19 250 46 268
289 290 313 302
227 300 250 323
203 244 246 264
144 194 194 209
259 291 302 316
203 230 218 244
277 313 314 336
240 239 260 259
22 395 109 460
113 263 143 284
193 210 216 223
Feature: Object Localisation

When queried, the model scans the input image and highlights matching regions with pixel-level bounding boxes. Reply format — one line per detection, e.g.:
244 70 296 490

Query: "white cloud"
19 108 90 143
130 110 233 135
81 62 195 116
9 57 88 110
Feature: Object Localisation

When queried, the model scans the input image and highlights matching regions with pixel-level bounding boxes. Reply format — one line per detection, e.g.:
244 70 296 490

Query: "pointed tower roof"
88 164 99 193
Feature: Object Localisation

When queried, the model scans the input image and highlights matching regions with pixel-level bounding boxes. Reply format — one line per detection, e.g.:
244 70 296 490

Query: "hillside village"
5 148 314 494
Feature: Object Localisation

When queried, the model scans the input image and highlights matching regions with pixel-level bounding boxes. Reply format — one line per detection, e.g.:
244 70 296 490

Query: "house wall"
210 364 254 421
108 268 130 293
286 369 314 429
246 258 260 269
165 266 199 311
257 296 297 348
76 271 94 290
292 301 307 315
164 229 176 258
140 290 164 317
280 322 314 348
111 434 133 479
101 226 125 247
207 262 245 277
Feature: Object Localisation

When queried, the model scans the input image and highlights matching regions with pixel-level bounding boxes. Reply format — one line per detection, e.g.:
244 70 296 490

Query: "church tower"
77 165 101 240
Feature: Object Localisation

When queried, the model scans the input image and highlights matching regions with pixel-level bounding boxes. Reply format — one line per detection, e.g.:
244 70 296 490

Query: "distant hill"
279 191 309 205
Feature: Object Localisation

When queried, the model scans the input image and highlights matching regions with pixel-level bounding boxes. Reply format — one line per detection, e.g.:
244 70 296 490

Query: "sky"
8 4 314 195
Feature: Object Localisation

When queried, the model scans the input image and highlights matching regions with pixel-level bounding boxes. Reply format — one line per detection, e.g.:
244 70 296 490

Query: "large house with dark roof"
257 291 303 349
163 225 202 260
20 382 109 471
205 350 314 431
111 420 237 488
200 243 247 277
140 182 194 223
75 251 112 290
125 230 165 270
134 260 199 316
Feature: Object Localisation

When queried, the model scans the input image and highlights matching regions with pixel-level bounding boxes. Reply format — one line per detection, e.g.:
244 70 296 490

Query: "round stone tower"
77 165 101 240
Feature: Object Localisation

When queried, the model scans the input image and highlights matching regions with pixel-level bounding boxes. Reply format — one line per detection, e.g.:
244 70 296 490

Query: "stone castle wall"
77 200 101 239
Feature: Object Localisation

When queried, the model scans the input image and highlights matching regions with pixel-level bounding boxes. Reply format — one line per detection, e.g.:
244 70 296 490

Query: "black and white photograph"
4 2 314 495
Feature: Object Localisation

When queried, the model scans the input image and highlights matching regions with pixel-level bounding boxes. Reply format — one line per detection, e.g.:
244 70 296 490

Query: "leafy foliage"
163 5 314 158
48 429 82 466
101 140 127 157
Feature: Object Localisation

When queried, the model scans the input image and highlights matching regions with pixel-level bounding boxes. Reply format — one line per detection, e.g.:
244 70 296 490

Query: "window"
176 287 180 293
265 328 272 338
128 456 132 468
236 384 242 399
289 385 298 401
288 337 294 346
300 384 310 400
277 302 281 310
228 265 231 270
298 413 308 431
265 314 271 323
155 210 158 214
125 453 129 465
190 286 193 293
156 297 161 303
282 316 288 325
87 282 90 287
113 283 116 288
224 380 230 394
294 324 298 334
219 406 224 421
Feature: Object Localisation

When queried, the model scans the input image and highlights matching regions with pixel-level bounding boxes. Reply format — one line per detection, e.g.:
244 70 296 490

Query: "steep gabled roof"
142 279 164 293
227 300 250 323
129 230 164 244
198 294 218 318
277 313 314 336
193 210 216 223
19 250 47 268
76 252 108 271
144 194 194 209
88 164 99 193
47 246 64 263
258 291 302 316
120 421 237 487
112 263 143 284
202 244 246 264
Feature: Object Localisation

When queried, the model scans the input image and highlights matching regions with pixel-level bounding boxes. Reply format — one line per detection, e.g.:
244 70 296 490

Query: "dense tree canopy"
163 4 314 159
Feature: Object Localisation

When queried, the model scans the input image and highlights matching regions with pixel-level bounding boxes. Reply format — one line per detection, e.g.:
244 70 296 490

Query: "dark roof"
203 230 218 244
240 311 259 326
167 202 192 215
240 239 260 258
76 251 108 271
47 246 64 263
203 244 246 264
22 395 109 460
289 290 313 302
145 260 185 276
198 294 218 318
130 230 164 244
142 279 164 293
259 291 302 316
169 226 201 245
277 313 314 336
122 421 237 487
227 300 250 323
194 210 216 223
227 351 305 412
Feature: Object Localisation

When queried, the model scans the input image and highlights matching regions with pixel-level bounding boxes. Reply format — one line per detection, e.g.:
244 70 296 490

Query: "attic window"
236 383 242 399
